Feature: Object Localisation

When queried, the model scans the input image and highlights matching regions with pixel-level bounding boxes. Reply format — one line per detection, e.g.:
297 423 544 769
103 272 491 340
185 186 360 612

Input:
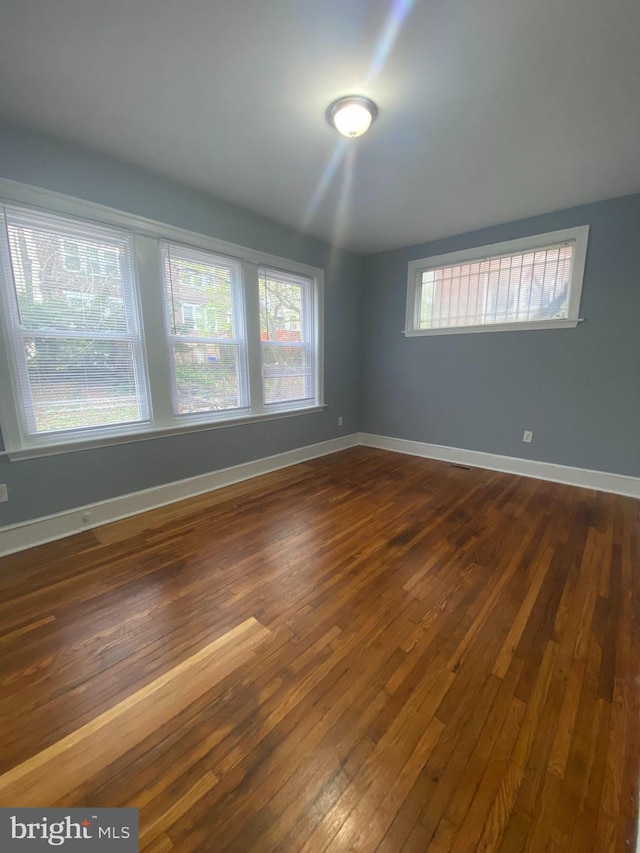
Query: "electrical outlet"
0 484 7 503
338 416 343 427
523 430 533 443
82 511 92 525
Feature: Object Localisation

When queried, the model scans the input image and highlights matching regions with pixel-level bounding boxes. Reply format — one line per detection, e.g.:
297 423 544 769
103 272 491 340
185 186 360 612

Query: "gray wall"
1 122 638 530
361 194 640 477
0 124 362 525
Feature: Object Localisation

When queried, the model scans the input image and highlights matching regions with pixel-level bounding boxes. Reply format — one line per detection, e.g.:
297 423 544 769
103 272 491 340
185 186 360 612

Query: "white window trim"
0 179 325 460
160 241 250 420
259 266 318 410
404 226 589 337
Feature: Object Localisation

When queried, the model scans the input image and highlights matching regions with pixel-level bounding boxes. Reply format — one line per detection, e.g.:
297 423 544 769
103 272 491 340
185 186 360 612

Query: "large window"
405 227 589 336
0 186 323 458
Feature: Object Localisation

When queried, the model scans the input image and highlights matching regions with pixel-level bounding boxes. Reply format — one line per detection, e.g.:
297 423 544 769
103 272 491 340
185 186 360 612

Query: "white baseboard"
0 434 359 557
2 431 638 558
359 433 640 499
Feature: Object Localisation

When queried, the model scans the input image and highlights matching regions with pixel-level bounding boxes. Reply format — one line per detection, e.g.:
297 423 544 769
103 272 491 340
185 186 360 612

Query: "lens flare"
366 0 415 86
303 138 349 228
304 0 416 230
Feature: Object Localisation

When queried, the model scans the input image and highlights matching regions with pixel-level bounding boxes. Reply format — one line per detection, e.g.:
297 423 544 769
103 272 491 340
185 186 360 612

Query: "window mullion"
133 235 175 427
242 261 265 415
304 280 316 401
0 211 35 445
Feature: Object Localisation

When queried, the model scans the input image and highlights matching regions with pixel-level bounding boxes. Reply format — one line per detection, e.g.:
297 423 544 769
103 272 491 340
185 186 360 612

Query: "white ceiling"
1 0 639 254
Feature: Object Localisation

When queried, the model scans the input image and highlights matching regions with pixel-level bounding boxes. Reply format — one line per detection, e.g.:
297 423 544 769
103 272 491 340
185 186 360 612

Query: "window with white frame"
259 267 316 407
0 188 324 458
160 242 248 417
405 227 589 336
0 206 149 438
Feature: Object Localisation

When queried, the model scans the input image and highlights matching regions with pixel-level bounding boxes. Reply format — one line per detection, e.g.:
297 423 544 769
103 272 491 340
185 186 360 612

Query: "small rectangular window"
0 205 149 438
160 242 248 417
259 267 316 408
405 227 589 336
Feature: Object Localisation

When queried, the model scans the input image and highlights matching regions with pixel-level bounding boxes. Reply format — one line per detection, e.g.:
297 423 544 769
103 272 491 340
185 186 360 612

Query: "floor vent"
449 463 473 471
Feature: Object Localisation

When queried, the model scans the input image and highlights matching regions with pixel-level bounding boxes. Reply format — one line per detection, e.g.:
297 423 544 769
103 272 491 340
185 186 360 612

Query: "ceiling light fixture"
326 96 378 138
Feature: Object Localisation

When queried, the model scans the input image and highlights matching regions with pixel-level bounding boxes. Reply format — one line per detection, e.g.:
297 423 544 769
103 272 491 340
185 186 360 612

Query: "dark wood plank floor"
0 447 638 851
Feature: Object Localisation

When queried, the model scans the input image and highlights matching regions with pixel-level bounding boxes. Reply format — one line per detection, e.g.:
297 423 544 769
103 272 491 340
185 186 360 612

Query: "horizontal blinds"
0 196 322 453
160 241 248 416
418 243 575 330
258 266 315 406
2 205 149 436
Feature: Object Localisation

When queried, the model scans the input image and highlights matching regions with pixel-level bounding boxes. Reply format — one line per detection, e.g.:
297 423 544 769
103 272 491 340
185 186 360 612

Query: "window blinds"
1 205 149 436
418 243 575 330
160 241 248 416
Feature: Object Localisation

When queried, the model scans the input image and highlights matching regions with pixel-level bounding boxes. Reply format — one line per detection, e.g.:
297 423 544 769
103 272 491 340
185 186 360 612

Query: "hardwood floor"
0 447 638 851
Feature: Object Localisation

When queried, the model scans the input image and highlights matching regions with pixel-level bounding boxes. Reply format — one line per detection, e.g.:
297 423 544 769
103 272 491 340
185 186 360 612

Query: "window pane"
259 274 303 340
419 244 574 329
262 342 313 405
163 246 238 339
6 221 129 334
25 336 144 433
172 342 241 414
259 268 315 406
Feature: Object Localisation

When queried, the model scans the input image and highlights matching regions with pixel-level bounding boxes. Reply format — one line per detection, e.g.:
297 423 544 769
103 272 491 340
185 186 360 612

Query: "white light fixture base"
326 96 378 138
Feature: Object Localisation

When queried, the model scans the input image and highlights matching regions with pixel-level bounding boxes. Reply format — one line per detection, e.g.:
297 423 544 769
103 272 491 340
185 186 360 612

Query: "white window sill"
403 318 583 337
2 404 327 461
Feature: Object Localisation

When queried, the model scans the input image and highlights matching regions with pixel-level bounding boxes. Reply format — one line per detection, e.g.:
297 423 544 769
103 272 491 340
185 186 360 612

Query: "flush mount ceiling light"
326 96 378 138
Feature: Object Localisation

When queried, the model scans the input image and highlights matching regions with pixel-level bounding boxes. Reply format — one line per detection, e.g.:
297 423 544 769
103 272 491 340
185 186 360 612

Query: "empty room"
0 1 639 851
